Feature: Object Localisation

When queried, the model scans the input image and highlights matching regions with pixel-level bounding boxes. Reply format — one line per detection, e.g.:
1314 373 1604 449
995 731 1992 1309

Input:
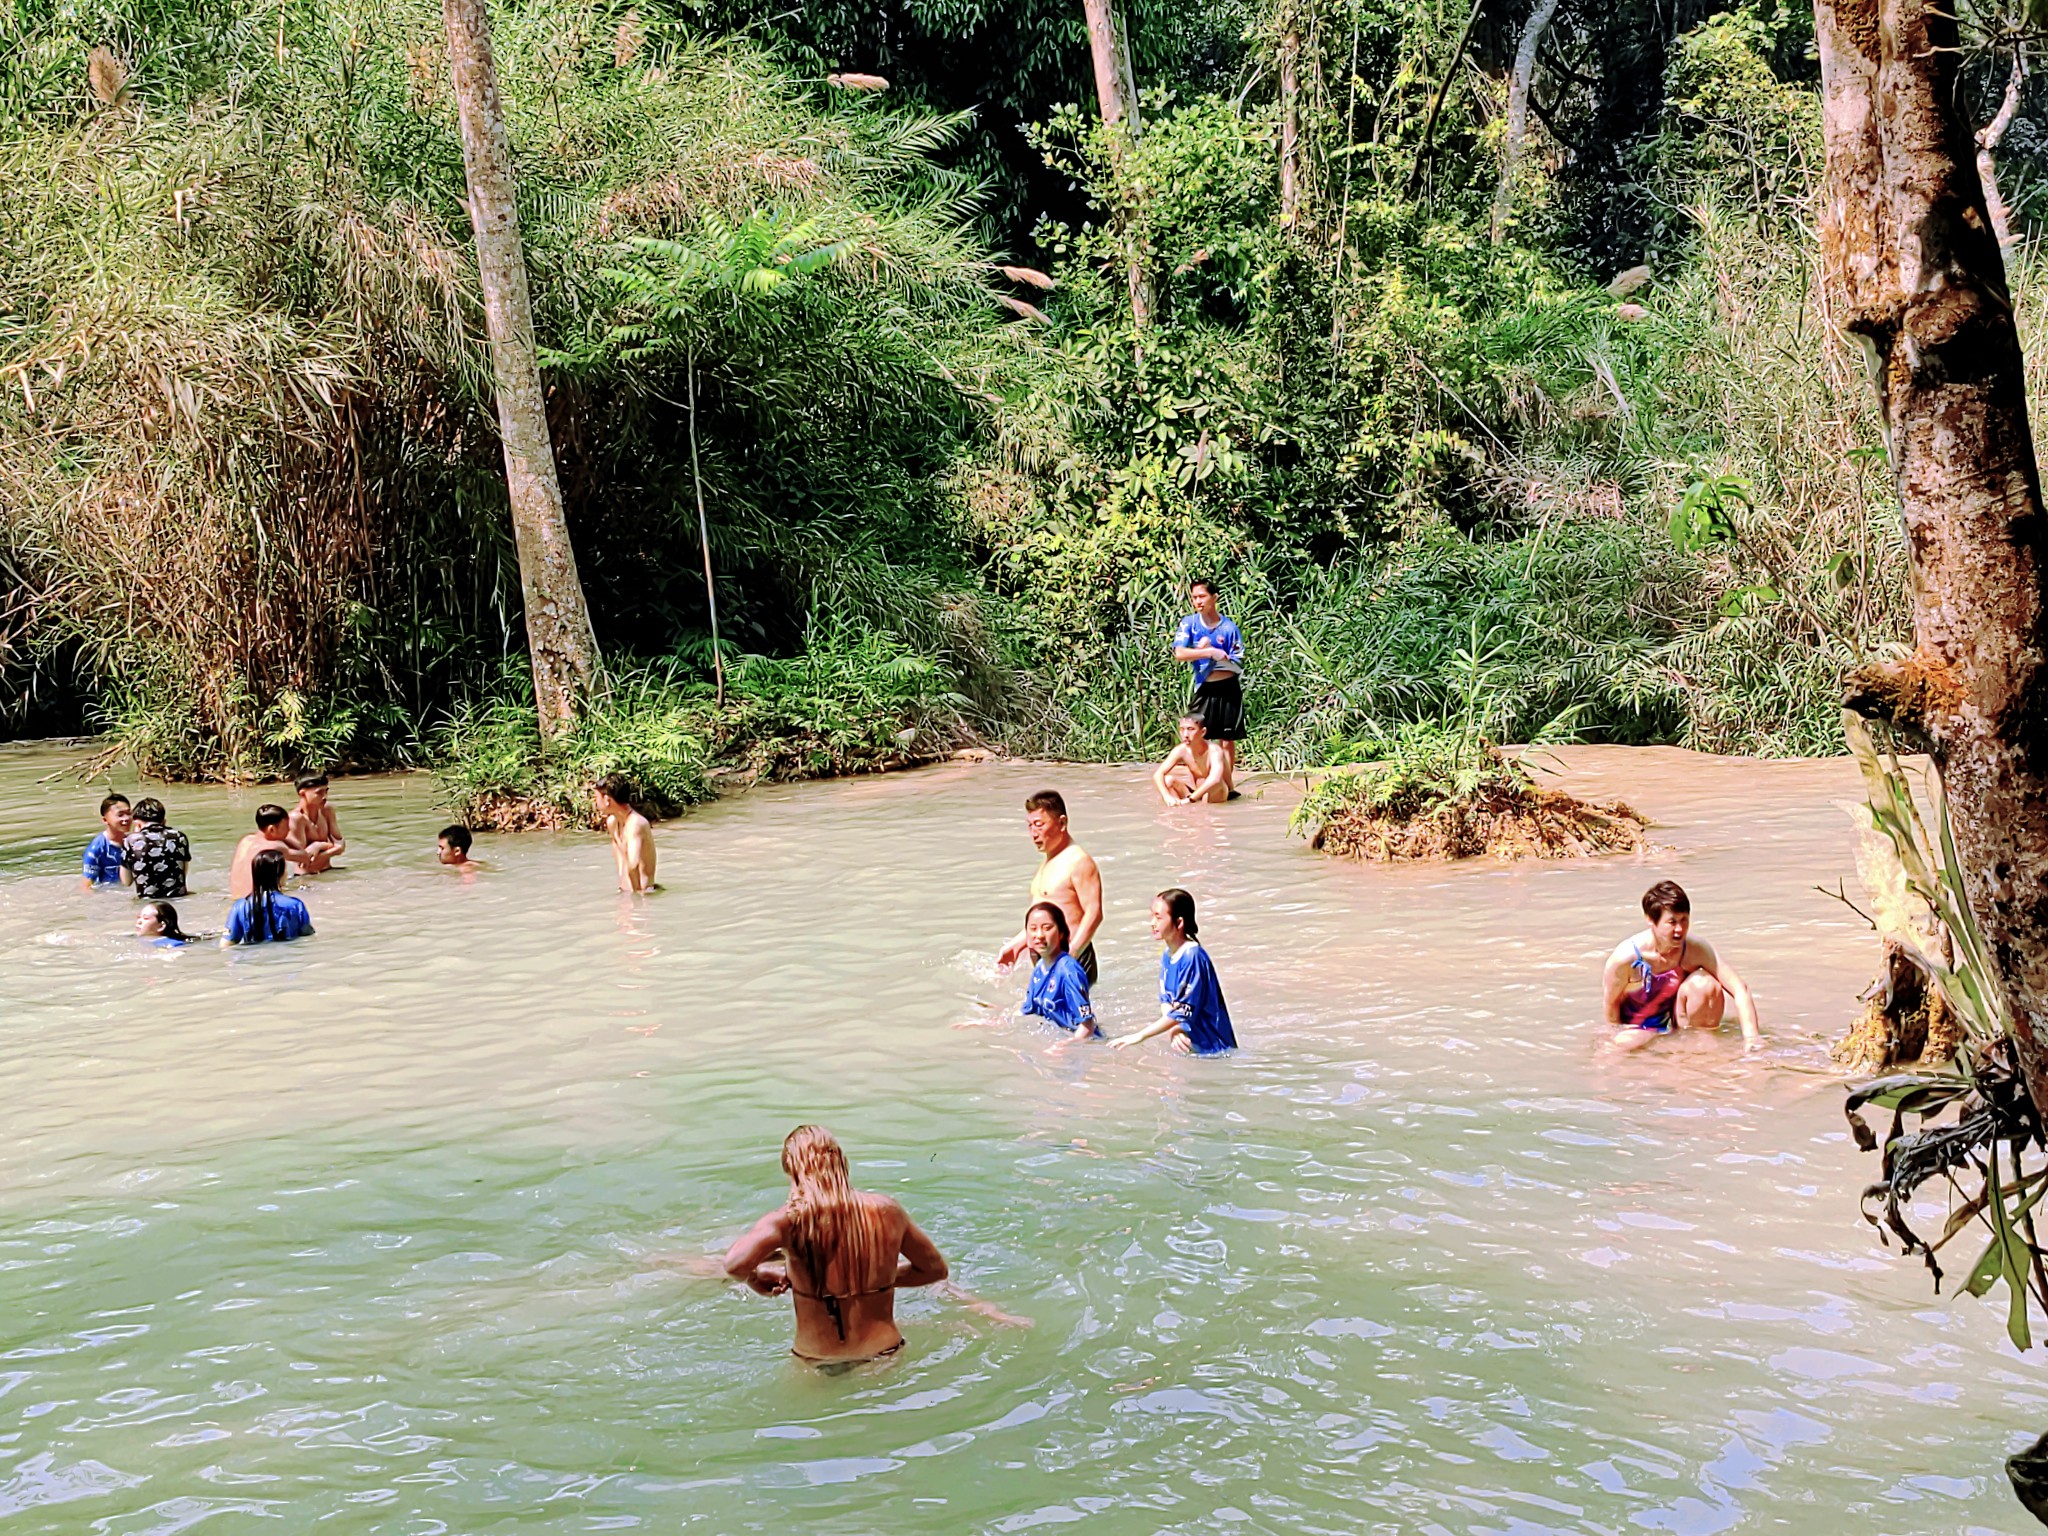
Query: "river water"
0 741 2037 1533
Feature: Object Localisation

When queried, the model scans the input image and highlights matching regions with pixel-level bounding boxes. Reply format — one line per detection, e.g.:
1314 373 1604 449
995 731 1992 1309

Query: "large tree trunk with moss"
1279 18 1303 227
443 0 602 735
1816 0 2048 1114
1082 0 1154 329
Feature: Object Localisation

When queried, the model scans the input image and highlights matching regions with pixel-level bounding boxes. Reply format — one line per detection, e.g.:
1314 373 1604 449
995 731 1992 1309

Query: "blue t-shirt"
1159 939 1237 1055
225 894 314 945
82 832 126 886
1023 952 1098 1035
1173 614 1244 688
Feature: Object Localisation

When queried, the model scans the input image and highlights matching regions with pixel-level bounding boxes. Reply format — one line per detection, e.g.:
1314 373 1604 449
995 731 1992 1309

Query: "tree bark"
1815 0 2048 1115
1082 0 1154 329
1489 0 1561 245
1279 21 1303 227
443 0 602 736
1977 52 2025 255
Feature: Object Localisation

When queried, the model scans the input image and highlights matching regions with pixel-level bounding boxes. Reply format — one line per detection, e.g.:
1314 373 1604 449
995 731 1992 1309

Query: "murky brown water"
0 741 2034 1532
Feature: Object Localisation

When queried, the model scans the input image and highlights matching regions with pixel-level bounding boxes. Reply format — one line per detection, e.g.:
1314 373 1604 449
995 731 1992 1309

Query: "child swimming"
135 900 202 945
1017 900 1100 1038
82 793 133 889
436 824 478 867
223 849 315 946
1112 888 1238 1055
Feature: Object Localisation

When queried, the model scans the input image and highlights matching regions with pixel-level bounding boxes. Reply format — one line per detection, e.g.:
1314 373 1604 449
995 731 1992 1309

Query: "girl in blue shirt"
1112 888 1238 1055
224 849 315 946
135 901 203 946
1018 901 1099 1038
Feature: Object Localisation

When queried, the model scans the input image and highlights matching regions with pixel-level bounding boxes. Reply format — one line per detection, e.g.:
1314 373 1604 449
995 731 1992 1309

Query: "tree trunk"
1816 0 2048 1116
1489 0 1560 245
443 0 602 736
1407 0 1484 196
1082 0 1154 329
1279 21 1303 227
1977 52 2025 255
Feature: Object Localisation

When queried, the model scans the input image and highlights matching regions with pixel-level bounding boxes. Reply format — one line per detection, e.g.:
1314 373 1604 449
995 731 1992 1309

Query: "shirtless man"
1602 880 1760 1048
286 773 345 873
230 804 311 898
723 1125 951 1363
1153 714 1229 806
996 789 1105 984
593 773 657 892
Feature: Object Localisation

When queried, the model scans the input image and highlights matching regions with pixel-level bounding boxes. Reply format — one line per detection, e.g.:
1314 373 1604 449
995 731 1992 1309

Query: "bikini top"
787 1274 896 1340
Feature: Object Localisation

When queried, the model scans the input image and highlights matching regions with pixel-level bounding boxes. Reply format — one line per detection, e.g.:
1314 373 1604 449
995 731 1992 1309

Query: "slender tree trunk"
1978 52 2025 254
443 0 602 736
1407 0 1483 196
1279 20 1303 227
1489 0 1560 245
1817 0 2048 1115
686 353 725 709
1082 0 1154 329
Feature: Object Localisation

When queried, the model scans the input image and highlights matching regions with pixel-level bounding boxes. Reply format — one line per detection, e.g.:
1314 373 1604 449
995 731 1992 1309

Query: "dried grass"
1305 779 1648 862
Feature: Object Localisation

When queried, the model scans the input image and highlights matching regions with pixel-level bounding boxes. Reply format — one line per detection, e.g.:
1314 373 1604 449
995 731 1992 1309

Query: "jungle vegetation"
4 0 2045 814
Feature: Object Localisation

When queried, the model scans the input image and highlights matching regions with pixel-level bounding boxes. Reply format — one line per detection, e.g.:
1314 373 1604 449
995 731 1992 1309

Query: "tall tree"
1490 0 1562 244
443 0 603 736
1082 0 1155 329
1814 0 2048 1111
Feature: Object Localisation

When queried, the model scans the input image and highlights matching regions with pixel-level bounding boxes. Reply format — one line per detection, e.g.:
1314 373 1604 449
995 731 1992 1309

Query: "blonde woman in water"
723 1126 952 1362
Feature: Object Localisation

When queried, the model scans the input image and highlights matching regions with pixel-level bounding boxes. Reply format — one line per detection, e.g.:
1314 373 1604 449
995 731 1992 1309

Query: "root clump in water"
1291 727 1648 863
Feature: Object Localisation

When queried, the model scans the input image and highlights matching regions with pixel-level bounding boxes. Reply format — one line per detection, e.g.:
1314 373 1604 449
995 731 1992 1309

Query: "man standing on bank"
1173 578 1245 795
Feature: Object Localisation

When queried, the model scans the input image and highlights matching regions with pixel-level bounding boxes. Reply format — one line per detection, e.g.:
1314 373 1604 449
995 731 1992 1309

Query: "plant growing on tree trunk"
443 0 603 739
1813 0 2048 1120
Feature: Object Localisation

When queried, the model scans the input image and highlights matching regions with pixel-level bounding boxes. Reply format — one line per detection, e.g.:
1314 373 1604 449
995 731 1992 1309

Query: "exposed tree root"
1305 779 1649 862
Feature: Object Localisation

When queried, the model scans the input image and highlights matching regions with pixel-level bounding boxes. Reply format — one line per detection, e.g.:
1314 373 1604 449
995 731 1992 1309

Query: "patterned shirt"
1022 952 1098 1034
1173 614 1245 688
82 832 126 886
1159 939 1237 1055
122 825 191 898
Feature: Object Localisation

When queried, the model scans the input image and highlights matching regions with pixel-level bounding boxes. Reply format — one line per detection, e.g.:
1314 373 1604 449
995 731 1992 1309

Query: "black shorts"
1189 676 1245 742
1073 941 1099 986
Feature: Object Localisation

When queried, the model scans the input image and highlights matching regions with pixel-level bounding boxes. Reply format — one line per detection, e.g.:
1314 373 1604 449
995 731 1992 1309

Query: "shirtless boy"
593 773 657 892
996 790 1105 984
1153 714 1229 806
286 773 345 873
1602 880 1760 1047
231 804 309 898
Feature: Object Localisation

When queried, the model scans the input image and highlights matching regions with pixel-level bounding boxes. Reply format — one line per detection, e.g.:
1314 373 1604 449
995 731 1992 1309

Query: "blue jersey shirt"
1174 614 1244 688
225 894 314 945
1023 952 1098 1035
82 832 126 886
1159 939 1237 1055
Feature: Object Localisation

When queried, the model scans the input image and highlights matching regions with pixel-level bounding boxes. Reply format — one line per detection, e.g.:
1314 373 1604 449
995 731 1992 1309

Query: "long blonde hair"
781 1125 889 1307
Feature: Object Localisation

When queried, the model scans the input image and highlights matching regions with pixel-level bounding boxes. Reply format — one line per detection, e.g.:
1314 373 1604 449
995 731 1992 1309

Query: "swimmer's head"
100 793 132 838
1152 887 1198 944
1642 880 1690 947
136 900 192 942
592 774 637 817
133 797 166 827
1178 713 1208 745
1025 901 1070 959
1024 789 1068 850
294 773 329 804
255 804 289 837
250 847 287 895
438 825 473 864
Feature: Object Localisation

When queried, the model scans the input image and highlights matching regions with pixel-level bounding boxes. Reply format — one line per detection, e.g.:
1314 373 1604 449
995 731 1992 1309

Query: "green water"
0 743 2035 1533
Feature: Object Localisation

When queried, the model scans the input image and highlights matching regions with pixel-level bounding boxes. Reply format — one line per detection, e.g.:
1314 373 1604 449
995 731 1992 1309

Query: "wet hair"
1180 712 1207 729
1642 880 1691 921
439 824 473 853
780 1126 888 1341
1025 900 1071 953
132 797 166 826
294 772 328 793
100 793 130 817
1024 789 1067 819
139 900 198 943
1156 886 1200 938
255 803 289 830
593 773 637 808
1190 578 1216 598
242 848 287 944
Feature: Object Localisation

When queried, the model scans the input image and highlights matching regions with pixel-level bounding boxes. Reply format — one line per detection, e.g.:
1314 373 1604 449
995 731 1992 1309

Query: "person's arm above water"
1154 746 1189 806
1068 855 1104 957
1112 1009 1183 1050
627 817 657 891
1695 940 1761 1044
1600 942 1632 1027
1188 749 1228 803
892 1206 949 1290
723 1208 792 1296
